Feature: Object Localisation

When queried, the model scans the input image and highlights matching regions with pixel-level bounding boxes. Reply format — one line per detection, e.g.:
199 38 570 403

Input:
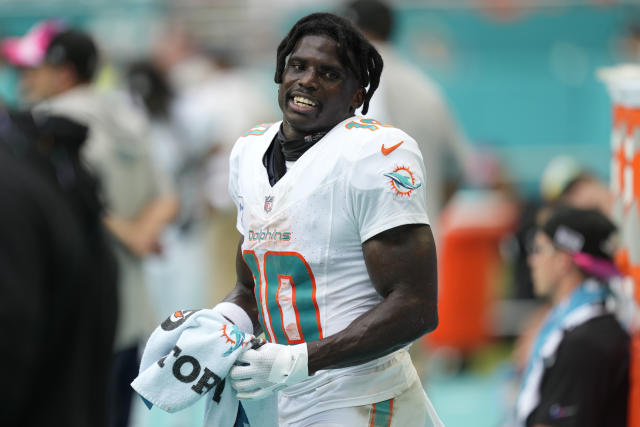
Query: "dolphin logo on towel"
221 324 248 357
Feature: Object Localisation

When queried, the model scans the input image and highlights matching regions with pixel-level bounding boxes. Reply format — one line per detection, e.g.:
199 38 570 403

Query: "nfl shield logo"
264 195 274 213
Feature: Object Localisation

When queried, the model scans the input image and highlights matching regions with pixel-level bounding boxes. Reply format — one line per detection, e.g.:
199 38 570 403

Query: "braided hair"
274 12 383 114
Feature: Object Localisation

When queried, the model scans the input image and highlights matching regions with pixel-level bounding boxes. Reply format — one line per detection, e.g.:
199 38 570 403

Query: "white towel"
131 308 262 426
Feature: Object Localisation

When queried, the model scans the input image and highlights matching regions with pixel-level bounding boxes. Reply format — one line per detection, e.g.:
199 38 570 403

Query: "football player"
216 12 443 426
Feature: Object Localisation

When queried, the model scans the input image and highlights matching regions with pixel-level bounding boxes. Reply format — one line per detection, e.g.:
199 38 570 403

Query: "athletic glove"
229 342 309 400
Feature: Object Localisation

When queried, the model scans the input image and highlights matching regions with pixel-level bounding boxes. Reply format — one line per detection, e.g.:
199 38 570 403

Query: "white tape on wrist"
212 302 254 335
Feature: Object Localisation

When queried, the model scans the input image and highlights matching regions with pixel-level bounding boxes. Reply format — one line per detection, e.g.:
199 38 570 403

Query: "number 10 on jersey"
243 250 323 344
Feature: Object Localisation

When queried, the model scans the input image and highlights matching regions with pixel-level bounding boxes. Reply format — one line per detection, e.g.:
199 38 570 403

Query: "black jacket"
0 111 118 427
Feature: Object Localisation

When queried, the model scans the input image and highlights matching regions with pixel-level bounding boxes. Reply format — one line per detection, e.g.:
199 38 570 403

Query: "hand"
103 216 161 257
230 342 309 400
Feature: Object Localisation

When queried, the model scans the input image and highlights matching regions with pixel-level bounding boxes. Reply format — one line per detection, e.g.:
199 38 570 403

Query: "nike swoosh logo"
381 141 403 155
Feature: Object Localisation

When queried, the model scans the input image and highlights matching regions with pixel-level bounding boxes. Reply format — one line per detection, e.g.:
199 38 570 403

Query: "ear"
350 87 365 112
558 252 575 272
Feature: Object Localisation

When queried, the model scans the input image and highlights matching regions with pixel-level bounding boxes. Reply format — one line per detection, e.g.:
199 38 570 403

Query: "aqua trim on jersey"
369 398 394 427
344 117 395 131
242 123 273 136
264 251 323 344
243 249 323 344
241 251 268 339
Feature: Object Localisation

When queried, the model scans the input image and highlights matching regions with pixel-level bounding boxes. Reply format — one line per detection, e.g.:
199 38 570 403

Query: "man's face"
278 34 363 140
19 64 63 104
528 231 562 298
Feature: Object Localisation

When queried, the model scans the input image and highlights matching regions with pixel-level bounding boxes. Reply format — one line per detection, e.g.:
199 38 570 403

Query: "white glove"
230 342 309 400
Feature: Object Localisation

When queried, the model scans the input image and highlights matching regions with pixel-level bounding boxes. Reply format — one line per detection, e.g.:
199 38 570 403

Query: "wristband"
212 301 254 335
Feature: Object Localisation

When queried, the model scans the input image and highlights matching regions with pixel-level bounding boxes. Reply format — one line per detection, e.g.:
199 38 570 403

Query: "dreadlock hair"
274 12 383 115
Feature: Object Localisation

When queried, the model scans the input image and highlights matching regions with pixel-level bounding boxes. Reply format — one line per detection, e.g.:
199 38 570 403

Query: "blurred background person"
196 49 276 304
0 19 64 107
152 33 276 305
540 155 613 217
125 59 210 321
510 155 615 382
343 0 474 235
515 206 628 427
0 109 118 427
24 28 178 427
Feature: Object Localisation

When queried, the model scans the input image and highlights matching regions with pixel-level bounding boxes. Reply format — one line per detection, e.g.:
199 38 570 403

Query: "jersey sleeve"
346 133 430 243
228 137 246 235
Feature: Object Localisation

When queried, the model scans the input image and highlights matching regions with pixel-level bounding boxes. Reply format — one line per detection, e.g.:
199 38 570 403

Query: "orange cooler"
427 190 517 353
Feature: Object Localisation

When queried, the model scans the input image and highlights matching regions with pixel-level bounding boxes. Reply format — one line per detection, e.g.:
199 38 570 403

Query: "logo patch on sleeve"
381 140 404 156
549 404 577 419
384 165 421 197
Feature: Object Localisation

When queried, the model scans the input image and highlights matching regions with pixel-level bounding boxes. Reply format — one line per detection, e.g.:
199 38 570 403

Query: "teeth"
293 96 316 107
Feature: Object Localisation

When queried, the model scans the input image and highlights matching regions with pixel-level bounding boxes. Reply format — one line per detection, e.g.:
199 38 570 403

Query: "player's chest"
238 178 336 246
238 159 355 248
238 140 343 212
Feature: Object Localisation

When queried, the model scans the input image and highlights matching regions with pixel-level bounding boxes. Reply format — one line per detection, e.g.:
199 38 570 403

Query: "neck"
552 270 586 304
281 115 352 141
50 81 85 99
276 124 327 162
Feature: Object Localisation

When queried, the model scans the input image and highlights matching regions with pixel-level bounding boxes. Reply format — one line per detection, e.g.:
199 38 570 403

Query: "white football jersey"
229 116 430 422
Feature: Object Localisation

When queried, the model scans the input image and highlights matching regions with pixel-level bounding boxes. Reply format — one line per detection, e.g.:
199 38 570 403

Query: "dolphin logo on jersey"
221 324 248 357
384 166 421 197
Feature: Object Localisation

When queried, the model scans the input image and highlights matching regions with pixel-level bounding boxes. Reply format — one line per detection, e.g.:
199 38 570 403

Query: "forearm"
222 285 263 336
103 215 133 245
307 284 437 374
134 194 179 238
308 224 438 374
103 195 179 256
103 215 158 256
221 237 263 335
